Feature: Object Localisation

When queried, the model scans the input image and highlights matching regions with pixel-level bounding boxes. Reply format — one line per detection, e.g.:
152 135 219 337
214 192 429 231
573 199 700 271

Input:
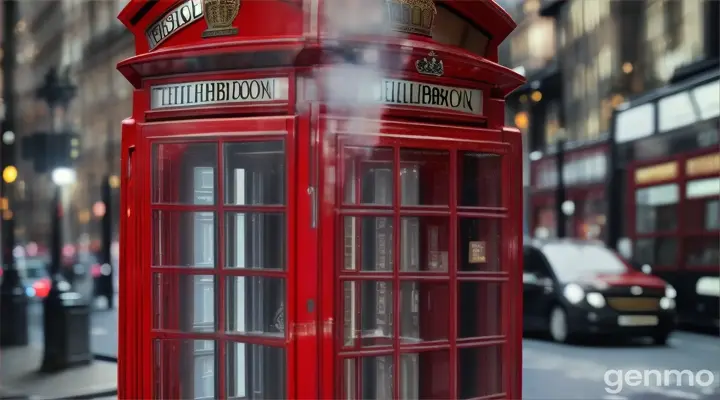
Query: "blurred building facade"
12 0 130 249
502 0 719 245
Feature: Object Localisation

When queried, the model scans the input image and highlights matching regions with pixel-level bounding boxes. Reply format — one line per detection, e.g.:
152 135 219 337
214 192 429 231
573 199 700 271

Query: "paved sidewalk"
0 346 117 399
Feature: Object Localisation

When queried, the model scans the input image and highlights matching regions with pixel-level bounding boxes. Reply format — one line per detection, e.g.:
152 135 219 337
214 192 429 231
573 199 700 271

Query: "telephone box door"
321 121 521 399
142 117 302 399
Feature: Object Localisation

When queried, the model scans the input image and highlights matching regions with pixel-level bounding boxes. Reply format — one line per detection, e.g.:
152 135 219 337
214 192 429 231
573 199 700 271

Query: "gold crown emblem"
385 0 436 37
202 0 240 38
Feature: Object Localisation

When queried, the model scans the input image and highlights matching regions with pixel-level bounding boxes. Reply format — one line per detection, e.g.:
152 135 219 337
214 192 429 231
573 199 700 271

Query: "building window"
685 177 720 231
634 237 678 266
635 183 679 233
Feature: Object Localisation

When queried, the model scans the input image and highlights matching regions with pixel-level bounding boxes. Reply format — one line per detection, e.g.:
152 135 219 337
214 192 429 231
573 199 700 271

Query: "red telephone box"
116 0 525 398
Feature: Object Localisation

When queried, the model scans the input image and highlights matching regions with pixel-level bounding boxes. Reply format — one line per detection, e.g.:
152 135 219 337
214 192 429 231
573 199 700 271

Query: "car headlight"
660 297 675 309
563 283 585 304
586 292 606 308
665 285 677 299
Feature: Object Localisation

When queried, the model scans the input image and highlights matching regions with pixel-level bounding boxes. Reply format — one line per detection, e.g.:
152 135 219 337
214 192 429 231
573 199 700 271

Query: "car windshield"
542 243 629 282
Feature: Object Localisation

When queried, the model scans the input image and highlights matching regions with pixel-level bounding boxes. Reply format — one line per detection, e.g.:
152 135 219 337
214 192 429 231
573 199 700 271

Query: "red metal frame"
316 118 520 400
626 147 719 272
136 117 297 399
117 0 525 397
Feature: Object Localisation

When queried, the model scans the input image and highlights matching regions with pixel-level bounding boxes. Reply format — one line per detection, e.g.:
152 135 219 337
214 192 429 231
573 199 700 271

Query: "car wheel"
652 331 670 346
549 306 573 343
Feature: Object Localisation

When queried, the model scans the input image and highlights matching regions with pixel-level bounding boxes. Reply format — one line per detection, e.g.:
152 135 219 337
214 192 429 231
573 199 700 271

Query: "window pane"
458 218 501 272
687 198 720 231
152 143 217 204
400 149 450 206
343 147 394 205
342 281 393 347
459 152 501 207
226 277 285 337
685 237 719 266
400 281 449 342
153 211 216 268
458 282 502 338
224 141 285 205
343 356 394 399
634 238 678 266
458 345 503 399
225 212 285 269
401 217 449 272
153 339 216 400
153 273 215 332
400 352 450 399
226 342 286 399
635 184 679 233
343 216 393 272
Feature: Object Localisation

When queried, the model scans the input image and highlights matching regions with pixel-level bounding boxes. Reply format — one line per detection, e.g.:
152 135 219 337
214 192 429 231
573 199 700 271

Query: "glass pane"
152 143 217 204
342 216 393 272
400 352 450 399
458 152 501 207
400 149 450 206
686 198 720 231
343 147 394 205
685 236 719 266
153 273 215 332
401 216 449 272
458 282 502 338
634 237 678 266
225 212 285 270
224 141 285 205
342 281 393 347
343 356 394 399
635 184 679 233
458 218 501 272
152 211 216 268
226 277 285 337
400 281 449 342
153 339 216 400
458 345 503 399
226 342 286 399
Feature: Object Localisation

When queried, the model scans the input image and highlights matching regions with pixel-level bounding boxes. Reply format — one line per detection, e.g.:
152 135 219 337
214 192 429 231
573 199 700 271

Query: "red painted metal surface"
116 0 524 398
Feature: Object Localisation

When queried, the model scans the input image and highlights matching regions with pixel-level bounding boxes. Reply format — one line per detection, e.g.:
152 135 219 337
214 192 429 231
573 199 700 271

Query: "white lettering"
146 0 204 50
150 78 290 109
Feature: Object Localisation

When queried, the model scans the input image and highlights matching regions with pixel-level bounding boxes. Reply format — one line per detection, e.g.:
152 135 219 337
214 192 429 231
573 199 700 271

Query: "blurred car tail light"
33 278 51 298
91 263 102 278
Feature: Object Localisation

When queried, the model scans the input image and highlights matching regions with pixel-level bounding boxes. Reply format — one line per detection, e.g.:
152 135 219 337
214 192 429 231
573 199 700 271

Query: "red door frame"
135 117 299 399
124 114 522 399
316 117 522 399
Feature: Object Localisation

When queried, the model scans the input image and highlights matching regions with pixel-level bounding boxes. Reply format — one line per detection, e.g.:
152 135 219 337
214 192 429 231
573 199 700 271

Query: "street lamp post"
36 67 92 372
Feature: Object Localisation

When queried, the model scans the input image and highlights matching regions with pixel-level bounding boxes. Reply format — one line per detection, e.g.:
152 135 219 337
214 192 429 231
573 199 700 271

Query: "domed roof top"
393 0 436 12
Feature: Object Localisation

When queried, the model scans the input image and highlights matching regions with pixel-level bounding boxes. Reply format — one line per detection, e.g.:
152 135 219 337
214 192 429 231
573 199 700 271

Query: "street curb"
46 388 118 400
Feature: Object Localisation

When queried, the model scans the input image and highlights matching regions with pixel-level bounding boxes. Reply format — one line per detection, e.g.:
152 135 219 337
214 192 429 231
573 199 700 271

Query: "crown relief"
415 51 444 76
385 0 437 37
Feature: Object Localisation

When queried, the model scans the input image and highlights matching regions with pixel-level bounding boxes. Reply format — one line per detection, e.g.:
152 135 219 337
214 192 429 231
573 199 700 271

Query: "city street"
27 301 720 399
27 294 119 358
524 333 720 400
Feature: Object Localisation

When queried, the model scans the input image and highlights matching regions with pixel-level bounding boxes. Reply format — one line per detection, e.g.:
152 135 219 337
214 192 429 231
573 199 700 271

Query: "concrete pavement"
0 346 116 399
